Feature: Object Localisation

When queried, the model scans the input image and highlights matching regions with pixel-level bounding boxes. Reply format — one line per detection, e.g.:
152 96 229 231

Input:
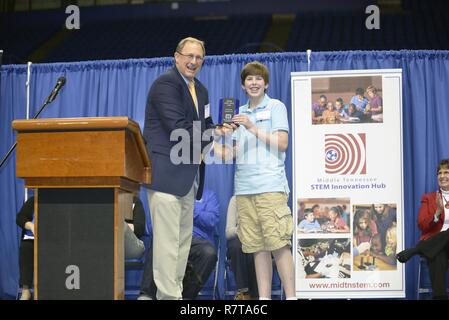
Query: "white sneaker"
137 294 153 300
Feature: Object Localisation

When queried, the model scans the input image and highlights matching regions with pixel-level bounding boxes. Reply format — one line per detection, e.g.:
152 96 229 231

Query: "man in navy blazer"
142 37 215 300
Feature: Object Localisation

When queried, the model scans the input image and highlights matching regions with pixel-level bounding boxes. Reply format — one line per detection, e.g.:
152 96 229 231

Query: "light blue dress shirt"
233 94 290 195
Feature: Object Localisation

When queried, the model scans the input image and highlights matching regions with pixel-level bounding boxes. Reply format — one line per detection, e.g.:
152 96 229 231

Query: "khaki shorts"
236 192 293 253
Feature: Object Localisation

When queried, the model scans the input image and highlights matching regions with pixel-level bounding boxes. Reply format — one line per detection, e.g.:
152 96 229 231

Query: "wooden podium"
12 117 151 300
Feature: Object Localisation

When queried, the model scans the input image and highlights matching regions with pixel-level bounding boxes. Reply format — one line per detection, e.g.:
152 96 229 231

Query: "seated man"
16 194 145 300
139 189 219 300
125 196 146 260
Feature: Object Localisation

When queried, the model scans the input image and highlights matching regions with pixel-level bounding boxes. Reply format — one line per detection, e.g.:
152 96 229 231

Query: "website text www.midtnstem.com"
308 281 391 289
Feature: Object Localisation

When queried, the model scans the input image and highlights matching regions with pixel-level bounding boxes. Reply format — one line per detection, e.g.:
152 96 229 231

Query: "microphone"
45 76 66 104
307 49 312 71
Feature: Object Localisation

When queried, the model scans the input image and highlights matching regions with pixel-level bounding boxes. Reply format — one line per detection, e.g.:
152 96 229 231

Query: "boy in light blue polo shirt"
233 94 290 196
228 61 295 300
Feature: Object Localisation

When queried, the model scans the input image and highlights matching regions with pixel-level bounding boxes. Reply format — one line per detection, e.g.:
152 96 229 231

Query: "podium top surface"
13 116 150 167
13 116 137 132
13 117 151 185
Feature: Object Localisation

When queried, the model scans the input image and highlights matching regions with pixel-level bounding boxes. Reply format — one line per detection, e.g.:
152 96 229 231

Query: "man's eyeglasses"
176 51 204 62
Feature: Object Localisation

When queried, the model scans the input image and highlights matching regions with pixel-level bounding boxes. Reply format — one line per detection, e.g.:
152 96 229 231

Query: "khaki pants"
148 185 194 300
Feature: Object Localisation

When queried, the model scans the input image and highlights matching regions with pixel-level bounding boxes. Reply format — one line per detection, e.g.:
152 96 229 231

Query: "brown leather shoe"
19 289 32 300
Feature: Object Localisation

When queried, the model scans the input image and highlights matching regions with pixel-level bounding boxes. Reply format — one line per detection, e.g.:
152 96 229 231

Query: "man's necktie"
189 80 202 163
188 80 198 115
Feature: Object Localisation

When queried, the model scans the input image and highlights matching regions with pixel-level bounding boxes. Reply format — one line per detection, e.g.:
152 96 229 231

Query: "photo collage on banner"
291 70 404 298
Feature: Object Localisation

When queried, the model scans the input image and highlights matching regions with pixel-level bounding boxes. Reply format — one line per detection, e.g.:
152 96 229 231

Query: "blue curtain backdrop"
1 50 449 299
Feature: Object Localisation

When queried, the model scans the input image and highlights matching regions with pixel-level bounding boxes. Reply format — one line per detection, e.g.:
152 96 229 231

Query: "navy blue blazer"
143 67 214 199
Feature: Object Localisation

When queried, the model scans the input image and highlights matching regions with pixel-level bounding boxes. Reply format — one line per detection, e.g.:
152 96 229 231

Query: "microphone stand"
0 94 56 170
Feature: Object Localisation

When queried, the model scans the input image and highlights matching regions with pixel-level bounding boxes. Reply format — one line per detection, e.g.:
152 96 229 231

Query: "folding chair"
416 256 449 300
125 233 151 299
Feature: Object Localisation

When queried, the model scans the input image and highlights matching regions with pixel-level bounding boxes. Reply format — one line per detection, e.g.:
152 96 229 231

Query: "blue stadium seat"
223 257 237 299
124 233 151 300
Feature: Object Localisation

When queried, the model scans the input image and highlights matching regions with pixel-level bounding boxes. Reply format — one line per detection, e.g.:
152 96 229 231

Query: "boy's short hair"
355 87 365 96
304 208 313 217
240 61 269 85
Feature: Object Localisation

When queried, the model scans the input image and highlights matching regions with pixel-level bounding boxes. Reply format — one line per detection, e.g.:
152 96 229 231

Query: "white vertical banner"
292 69 404 298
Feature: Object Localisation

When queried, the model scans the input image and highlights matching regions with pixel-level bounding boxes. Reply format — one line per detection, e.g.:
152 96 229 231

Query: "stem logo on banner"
291 69 404 299
325 133 366 175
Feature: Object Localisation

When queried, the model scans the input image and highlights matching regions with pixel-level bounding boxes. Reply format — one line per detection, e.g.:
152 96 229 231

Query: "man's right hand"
214 123 237 137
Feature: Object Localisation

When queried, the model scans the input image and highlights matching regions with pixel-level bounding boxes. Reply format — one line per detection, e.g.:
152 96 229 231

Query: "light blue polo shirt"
233 94 290 195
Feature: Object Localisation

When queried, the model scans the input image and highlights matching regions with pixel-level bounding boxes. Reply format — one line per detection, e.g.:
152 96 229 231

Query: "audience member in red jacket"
397 159 449 299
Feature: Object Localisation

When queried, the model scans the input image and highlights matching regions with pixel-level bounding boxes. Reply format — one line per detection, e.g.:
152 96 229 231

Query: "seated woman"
16 196 35 300
397 159 449 300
